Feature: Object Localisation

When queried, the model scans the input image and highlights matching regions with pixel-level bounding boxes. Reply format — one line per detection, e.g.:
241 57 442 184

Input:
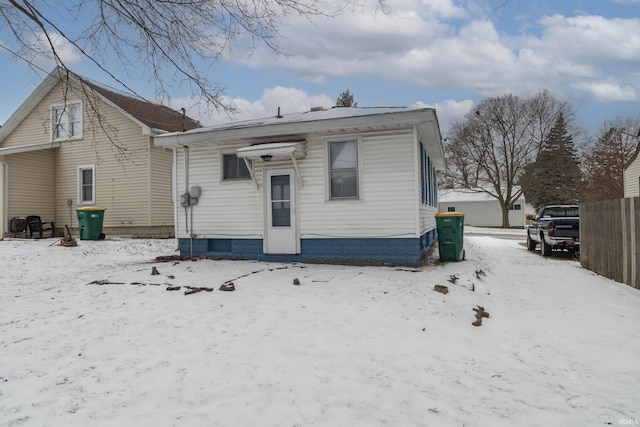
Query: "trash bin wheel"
98 233 106 240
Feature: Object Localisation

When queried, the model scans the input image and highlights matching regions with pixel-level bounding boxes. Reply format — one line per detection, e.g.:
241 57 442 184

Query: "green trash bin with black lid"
76 207 106 240
435 212 465 262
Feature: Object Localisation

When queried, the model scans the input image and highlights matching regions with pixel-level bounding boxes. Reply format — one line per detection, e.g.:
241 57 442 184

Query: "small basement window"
447 206 456 212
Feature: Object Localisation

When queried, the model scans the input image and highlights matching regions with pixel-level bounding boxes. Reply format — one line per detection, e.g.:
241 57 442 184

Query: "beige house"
0 67 199 239
624 143 640 198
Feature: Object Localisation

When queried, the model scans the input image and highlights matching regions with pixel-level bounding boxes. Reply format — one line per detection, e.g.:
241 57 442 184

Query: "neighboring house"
0 66 199 239
624 142 640 198
438 188 534 228
154 107 445 266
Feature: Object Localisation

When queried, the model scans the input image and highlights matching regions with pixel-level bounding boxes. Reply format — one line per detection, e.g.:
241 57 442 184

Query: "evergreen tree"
526 113 582 210
444 90 572 227
336 90 357 107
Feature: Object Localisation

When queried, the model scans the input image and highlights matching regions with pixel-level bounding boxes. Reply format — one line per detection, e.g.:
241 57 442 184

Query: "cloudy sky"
1 0 639 135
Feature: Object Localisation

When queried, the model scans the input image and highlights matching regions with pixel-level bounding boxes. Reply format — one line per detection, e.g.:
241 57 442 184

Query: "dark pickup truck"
527 205 580 257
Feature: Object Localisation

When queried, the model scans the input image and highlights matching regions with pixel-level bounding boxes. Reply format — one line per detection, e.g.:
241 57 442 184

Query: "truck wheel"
526 233 536 251
541 237 552 257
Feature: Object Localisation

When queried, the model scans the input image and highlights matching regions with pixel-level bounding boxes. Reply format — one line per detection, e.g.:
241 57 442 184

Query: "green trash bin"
76 207 106 240
435 212 465 262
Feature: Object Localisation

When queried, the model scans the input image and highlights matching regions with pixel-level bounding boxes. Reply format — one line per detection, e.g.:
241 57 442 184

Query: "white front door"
265 169 299 254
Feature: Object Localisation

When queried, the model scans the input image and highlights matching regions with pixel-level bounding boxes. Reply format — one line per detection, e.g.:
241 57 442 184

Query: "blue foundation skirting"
178 228 437 266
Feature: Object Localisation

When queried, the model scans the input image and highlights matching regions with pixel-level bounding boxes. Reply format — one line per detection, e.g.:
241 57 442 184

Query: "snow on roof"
167 106 427 136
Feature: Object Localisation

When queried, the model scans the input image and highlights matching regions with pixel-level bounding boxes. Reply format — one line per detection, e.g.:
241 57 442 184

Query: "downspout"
183 145 193 259
172 147 179 251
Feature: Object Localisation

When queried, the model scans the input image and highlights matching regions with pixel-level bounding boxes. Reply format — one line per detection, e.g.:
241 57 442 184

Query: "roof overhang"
154 108 445 169
0 142 61 156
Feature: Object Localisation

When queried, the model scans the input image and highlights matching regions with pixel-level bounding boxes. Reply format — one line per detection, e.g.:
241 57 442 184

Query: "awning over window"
236 140 306 161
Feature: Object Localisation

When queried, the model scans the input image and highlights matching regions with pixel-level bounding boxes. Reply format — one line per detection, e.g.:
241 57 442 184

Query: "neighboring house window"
510 204 522 211
78 165 95 204
329 140 358 199
447 206 456 212
52 102 82 141
223 154 251 180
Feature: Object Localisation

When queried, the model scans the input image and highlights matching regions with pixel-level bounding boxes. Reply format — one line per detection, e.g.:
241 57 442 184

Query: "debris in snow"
434 285 449 294
167 275 175 280
472 306 490 327
219 283 235 292
166 286 181 291
151 267 160 276
448 275 459 284
155 255 182 262
55 225 77 247
293 278 300 286
87 279 124 285
184 286 214 295
475 270 486 279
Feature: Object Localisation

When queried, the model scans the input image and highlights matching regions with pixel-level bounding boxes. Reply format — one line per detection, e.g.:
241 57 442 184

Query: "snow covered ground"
1 231 639 427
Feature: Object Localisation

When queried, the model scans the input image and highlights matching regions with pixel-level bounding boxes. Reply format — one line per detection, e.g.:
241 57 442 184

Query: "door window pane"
271 175 291 227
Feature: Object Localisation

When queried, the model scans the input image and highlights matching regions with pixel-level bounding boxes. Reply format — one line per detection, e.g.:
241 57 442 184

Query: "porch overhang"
236 140 306 161
236 141 306 188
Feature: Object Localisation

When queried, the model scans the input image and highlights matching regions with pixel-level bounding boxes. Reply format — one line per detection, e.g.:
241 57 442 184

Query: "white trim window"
222 153 251 180
51 102 82 141
78 165 95 205
329 140 359 199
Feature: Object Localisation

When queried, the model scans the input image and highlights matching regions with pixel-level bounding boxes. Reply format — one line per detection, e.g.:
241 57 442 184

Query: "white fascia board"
155 108 440 149
0 142 61 155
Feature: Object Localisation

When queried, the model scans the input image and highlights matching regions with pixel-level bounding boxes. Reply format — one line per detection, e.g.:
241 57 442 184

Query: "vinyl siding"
54 108 151 229
175 128 420 240
0 94 59 150
5 150 56 221
299 131 416 238
175 144 264 239
2 80 175 234
624 157 640 198
150 144 174 226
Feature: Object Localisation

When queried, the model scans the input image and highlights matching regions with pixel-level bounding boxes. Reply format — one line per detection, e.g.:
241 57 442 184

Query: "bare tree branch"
442 90 573 227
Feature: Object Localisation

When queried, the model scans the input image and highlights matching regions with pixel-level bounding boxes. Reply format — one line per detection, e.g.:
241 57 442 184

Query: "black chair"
26 216 56 239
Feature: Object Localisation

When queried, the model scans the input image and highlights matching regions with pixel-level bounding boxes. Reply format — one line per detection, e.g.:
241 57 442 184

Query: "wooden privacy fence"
580 197 639 289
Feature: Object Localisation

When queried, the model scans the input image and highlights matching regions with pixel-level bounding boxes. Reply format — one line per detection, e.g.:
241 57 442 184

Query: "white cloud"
25 32 81 67
168 90 472 135
167 87 334 126
221 4 640 105
412 98 474 132
569 82 637 102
